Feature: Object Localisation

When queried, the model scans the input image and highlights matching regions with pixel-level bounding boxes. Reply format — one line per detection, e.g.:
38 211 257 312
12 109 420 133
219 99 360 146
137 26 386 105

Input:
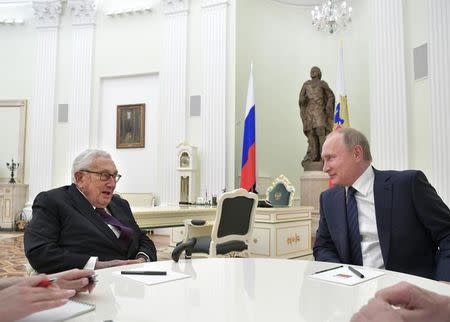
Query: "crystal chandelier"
311 0 352 34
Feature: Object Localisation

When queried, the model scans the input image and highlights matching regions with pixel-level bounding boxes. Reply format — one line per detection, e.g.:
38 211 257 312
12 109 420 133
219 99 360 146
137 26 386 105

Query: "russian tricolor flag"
240 65 256 192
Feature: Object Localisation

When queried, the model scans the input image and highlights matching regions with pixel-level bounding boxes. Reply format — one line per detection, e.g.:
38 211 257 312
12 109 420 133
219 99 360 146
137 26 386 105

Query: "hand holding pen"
49 269 97 293
0 275 76 322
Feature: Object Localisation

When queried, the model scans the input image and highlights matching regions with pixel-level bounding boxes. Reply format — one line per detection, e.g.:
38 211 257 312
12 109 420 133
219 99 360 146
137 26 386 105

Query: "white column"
200 0 228 199
24 0 62 216
66 0 97 180
427 0 450 205
370 0 408 170
158 0 189 205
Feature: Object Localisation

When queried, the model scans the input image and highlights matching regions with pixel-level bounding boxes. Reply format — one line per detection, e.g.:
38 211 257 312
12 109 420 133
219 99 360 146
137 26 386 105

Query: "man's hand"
351 282 450 322
95 258 145 269
0 275 75 322
50 268 96 293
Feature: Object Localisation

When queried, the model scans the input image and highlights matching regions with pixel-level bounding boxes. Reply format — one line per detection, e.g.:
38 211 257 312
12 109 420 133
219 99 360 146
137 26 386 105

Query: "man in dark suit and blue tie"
314 127 450 281
25 149 157 273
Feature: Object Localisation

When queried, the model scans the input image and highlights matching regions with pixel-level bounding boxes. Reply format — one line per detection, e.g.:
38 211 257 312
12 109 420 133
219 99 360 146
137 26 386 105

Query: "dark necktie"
346 186 363 266
95 208 133 249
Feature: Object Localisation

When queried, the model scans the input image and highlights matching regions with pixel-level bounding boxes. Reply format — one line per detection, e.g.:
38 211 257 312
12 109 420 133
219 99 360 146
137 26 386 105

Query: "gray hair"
71 149 112 183
331 128 373 162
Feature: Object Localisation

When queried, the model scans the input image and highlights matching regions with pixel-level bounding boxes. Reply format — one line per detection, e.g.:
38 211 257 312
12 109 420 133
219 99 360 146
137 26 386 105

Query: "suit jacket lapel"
373 169 393 267
67 184 124 252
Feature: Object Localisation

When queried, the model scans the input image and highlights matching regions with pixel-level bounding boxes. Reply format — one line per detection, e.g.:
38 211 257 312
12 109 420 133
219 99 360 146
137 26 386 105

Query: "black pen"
121 270 167 276
313 265 343 274
349 266 365 278
88 274 98 284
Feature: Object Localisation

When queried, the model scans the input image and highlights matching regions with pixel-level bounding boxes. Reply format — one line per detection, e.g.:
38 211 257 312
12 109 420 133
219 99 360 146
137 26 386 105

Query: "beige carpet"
0 233 171 278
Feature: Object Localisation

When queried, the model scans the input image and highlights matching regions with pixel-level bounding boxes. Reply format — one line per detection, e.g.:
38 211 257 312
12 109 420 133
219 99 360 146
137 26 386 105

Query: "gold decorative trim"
266 174 295 206
287 233 301 245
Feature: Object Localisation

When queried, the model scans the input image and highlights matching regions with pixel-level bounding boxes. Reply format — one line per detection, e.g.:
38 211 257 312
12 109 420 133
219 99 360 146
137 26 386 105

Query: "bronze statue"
299 66 335 170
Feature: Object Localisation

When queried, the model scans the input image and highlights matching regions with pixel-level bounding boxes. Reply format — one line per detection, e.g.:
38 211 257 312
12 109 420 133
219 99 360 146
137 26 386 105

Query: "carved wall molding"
162 0 189 15
32 0 62 28
200 0 229 8
0 18 24 25
105 6 152 17
67 0 97 25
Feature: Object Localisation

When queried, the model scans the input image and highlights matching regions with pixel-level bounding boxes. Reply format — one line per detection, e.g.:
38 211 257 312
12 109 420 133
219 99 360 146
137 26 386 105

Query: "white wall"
404 0 432 175
0 0 438 202
0 107 21 180
235 0 370 194
98 73 160 193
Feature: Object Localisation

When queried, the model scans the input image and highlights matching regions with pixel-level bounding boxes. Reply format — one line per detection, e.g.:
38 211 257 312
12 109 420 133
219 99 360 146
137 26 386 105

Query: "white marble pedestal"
300 171 329 238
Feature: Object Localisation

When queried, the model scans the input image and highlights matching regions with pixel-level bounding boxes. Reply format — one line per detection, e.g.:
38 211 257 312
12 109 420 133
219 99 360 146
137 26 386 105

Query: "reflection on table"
70 258 450 322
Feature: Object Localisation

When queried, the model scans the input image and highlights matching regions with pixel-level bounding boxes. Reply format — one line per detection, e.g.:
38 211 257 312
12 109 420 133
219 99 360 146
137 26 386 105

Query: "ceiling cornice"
270 0 321 7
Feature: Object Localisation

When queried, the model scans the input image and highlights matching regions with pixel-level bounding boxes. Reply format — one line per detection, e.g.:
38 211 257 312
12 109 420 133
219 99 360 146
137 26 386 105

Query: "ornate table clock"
177 143 198 203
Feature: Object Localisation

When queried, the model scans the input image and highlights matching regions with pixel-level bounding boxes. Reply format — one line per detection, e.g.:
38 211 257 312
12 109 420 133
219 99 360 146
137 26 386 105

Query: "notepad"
309 265 385 286
16 299 95 322
117 269 191 286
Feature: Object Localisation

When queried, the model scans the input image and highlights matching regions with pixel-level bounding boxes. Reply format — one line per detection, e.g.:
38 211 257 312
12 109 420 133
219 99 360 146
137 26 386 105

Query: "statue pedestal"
300 171 329 239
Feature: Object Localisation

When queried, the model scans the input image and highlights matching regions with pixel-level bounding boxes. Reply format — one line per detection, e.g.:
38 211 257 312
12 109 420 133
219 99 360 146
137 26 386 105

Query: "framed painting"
116 103 145 149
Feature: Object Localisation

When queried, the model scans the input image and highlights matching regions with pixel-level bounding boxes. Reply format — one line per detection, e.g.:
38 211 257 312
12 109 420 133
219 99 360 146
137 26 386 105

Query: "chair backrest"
211 188 258 246
266 175 295 207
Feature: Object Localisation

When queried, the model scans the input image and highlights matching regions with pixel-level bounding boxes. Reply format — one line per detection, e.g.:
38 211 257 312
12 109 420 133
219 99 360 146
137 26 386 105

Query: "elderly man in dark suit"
25 149 157 273
314 127 450 281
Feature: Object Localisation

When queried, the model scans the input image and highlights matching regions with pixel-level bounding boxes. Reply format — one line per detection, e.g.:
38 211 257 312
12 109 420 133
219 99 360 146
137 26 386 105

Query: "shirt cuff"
84 256 98 270
136 252 150 262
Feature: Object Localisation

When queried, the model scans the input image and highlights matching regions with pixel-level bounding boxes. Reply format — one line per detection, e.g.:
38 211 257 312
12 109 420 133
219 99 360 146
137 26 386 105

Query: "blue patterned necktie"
347 186 363 266
96 208 133 249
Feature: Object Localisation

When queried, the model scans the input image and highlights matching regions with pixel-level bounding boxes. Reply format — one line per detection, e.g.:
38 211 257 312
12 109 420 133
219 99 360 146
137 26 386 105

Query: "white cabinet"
250 206 313 259
0 183 28 229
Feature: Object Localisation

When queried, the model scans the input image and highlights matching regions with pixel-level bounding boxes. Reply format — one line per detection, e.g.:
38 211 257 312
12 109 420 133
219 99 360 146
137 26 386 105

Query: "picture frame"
116 103 145 149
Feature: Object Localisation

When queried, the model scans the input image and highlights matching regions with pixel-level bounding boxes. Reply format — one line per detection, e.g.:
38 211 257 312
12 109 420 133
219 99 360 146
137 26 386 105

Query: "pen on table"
349 266 365 278
88 274 98 284
36 277 57 288
313 265 343 274
121 271 167 276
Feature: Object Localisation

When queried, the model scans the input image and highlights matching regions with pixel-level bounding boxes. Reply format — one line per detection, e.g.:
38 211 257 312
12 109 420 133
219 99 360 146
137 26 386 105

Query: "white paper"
309 265 384 286
117 269 191 286
17 299 95 322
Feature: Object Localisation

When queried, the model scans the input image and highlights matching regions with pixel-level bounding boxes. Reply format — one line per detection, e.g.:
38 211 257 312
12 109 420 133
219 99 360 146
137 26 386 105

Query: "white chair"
171 188 258 261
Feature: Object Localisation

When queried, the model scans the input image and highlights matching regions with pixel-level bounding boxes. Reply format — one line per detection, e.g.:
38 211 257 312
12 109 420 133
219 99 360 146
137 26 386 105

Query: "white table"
70 258 450 322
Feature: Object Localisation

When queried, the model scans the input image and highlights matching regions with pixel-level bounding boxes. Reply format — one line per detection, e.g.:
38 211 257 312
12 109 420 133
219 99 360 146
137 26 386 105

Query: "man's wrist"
136 252 150 262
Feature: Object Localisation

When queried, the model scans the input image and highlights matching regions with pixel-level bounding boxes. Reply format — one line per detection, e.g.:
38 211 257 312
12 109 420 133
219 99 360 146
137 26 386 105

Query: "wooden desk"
250 206 313 259
133 206 313 259
132 206 216 229
0 183 28 229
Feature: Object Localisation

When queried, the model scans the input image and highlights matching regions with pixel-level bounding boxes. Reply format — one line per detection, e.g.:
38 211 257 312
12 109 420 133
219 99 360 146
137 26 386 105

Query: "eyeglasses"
80 170 122 182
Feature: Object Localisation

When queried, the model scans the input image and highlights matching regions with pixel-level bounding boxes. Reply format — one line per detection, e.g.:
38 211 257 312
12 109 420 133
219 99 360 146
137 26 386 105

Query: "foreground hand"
351 282 450 322
0 275 75 322
50 268 96 293
95 258 145 269
351 297 404 322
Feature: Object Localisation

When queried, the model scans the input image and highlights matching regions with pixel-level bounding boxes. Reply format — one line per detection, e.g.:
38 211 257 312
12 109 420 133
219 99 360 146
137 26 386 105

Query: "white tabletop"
71 258 450 322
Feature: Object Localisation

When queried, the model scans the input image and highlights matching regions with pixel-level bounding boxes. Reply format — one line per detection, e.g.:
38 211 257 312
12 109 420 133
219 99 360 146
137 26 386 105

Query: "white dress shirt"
348 166 384 269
